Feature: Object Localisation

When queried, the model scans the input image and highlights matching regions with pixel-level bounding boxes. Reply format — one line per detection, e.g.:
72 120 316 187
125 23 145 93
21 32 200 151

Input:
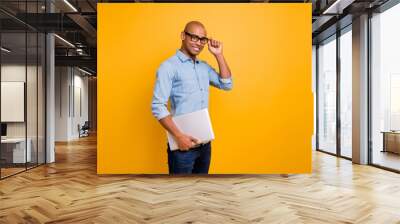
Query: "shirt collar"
176 49 200 64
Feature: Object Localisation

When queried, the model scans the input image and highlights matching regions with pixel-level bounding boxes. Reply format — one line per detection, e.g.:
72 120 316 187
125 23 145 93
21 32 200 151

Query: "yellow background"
98 3 313 174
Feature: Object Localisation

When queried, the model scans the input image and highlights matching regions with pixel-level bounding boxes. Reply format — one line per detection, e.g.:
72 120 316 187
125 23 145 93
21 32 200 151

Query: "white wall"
72 73 89 138
55 67 89 141
55 66 70 141
1 65 39 137
1 65 26 137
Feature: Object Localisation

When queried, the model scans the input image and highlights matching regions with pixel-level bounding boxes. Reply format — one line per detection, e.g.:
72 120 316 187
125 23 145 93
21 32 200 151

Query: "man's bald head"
184 21 206 34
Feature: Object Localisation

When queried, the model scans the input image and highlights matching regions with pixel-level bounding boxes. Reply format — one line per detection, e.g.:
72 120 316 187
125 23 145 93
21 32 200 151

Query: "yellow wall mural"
98 3 313 174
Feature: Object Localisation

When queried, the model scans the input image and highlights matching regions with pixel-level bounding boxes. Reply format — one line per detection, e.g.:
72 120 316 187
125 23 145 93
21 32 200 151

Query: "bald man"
151 21 233 174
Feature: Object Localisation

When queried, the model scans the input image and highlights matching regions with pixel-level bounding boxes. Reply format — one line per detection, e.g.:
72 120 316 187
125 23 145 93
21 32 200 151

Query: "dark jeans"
167 142 211 174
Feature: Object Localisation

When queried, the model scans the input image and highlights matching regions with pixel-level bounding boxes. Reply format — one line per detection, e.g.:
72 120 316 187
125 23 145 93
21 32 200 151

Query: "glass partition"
1 30 28 177
0 1 46 179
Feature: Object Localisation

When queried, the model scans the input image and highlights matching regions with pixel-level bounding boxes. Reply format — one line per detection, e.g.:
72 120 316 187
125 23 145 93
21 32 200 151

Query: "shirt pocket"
175 76 198 94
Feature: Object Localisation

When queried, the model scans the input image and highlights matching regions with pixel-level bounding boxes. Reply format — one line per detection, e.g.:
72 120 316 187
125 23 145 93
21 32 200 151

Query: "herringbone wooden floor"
1 135 400 224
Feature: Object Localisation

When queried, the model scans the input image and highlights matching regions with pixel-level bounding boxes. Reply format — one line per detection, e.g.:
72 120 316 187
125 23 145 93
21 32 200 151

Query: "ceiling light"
63 0 78 12
54 34 75 48
322 0 354 15
1 47 11 53
78 67 93 76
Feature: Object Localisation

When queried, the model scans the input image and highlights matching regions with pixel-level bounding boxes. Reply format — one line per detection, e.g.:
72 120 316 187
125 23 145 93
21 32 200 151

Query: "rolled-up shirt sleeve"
207 64 233 90
151 62 174 120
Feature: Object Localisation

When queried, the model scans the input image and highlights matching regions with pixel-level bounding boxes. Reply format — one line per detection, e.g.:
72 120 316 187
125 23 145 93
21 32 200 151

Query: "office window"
317 36 337 154
340 28 352 158
312 45 317 151
371 2 400 171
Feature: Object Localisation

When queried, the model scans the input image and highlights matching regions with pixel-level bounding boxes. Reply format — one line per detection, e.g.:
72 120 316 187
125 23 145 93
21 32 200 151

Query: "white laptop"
167 108 215 151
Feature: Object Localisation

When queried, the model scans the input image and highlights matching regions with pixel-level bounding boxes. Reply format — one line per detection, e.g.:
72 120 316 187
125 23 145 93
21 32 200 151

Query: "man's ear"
180 32 185 40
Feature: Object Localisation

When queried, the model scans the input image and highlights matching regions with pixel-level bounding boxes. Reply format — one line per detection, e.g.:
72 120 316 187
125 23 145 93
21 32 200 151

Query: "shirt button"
200 88 203 91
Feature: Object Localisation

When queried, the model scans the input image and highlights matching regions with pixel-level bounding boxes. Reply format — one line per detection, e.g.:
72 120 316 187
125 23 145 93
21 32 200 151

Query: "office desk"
1 138 32 164
382 131 400 154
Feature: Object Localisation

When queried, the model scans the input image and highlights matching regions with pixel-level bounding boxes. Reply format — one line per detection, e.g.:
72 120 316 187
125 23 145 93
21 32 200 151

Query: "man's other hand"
175 134 200 151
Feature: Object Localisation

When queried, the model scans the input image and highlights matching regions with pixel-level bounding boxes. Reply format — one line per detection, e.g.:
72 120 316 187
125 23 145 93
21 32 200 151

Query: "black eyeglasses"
184 31 209 44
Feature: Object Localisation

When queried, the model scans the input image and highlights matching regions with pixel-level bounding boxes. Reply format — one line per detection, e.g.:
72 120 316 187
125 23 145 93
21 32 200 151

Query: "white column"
352 14 369 164
46 32 55 163
45 0 56 163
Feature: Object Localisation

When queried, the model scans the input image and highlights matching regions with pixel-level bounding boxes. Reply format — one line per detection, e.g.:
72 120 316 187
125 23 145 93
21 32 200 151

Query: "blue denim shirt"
152 50 233 120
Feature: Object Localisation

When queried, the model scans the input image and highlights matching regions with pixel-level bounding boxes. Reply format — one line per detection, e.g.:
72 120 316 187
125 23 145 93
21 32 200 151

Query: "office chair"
79 121 90 138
